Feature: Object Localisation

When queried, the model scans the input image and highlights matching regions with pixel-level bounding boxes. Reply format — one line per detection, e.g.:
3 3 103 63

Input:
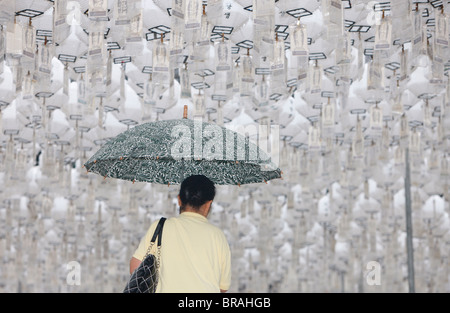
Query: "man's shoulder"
206 222 229 243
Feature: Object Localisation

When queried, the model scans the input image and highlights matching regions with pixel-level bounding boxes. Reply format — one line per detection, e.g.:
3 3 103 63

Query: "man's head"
178 175 216 216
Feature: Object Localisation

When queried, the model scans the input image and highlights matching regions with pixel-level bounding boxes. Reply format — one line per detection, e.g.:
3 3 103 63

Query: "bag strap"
144 217 166 259
150 217 166 247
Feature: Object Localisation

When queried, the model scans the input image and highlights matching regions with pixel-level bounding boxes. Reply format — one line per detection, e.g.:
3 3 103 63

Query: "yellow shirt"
133 212 231 293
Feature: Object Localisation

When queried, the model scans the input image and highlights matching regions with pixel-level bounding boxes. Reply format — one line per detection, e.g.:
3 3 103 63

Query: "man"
129 175 231 293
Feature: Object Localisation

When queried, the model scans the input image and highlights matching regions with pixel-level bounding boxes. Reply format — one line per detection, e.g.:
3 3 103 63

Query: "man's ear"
178 195 182 207
200 200 213 218
206 200 213 212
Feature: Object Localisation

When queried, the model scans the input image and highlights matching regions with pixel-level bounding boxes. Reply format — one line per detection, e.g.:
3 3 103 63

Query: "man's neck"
181 206 210 218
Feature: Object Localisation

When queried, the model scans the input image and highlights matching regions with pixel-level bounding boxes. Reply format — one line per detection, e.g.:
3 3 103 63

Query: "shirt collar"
180 211 208 221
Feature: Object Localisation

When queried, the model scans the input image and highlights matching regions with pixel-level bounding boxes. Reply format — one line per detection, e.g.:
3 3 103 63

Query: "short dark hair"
179 175 216 211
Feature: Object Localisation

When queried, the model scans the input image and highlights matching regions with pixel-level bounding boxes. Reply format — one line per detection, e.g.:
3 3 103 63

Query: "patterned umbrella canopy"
84 110 282 185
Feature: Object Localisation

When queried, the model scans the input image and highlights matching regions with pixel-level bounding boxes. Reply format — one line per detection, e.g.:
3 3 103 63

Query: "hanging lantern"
374 11 392 51
308 122 321 152
6 18 23 57
352 115 364 159
290 18 309 58
369 103 383 134
321 98 335 130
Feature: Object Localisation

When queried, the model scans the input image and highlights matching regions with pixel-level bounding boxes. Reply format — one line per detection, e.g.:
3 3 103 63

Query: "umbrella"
84 107 282 185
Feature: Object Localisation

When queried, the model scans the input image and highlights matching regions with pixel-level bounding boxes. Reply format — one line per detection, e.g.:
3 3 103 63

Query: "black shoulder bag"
123 217 166 293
